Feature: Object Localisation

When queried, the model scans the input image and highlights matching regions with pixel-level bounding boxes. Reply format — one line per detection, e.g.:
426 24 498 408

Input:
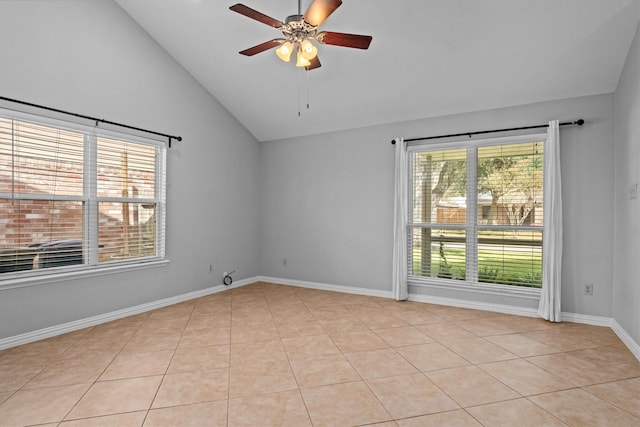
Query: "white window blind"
96 136 159 263
476 143 543 287
0 111 166 280
409 148 467 280
408 136 545 289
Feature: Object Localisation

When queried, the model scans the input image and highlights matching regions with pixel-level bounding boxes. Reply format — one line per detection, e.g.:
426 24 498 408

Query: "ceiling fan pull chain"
298 67 302 117
306 68 311 110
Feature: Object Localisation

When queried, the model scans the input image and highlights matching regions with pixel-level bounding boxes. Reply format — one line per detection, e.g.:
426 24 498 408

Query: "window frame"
406 133 546 299
0 109 169 290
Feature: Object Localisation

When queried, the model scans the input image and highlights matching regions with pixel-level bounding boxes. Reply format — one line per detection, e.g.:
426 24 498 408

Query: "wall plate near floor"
584 283 594 295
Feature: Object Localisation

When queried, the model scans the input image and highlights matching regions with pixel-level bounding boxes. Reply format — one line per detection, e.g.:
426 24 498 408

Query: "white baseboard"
258 277 614 325
612 319 640 361
0 277 254 350
407 293 540 318
560 311 613 327
256 276 393 299
3 276 638 362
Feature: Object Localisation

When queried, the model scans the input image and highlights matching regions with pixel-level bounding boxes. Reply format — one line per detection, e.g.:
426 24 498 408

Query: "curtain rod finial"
391 140 396 145
576 119 584 126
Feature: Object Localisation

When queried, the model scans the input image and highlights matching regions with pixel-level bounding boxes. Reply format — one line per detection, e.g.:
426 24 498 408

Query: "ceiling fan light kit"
230 0 372 71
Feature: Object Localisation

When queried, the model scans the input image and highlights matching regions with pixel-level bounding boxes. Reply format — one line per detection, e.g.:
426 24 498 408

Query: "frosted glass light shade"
276 41 293 62
300 39 318 60
296 49 311 67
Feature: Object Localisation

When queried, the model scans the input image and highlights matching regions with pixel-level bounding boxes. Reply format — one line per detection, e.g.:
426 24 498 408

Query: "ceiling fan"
229 0 372 70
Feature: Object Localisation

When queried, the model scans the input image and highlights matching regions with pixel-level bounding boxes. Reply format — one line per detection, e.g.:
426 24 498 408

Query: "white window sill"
0 259 170 291
409 277 541 300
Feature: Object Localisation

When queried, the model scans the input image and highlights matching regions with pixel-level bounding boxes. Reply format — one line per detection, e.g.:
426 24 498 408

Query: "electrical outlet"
584 283 594 295
630 183 638 199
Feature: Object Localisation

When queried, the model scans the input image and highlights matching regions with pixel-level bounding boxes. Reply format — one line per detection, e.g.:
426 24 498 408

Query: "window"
408 135 544 289
0 111 166 281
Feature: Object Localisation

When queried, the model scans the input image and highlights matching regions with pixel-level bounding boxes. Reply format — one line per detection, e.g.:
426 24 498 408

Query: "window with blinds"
97 137 158 263
408 137 544 288
476 143 543 287
409 149 467 280
0 111 166 279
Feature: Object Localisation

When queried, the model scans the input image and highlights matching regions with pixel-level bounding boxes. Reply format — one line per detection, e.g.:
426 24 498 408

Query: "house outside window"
408 135 544 289
0 111 166 282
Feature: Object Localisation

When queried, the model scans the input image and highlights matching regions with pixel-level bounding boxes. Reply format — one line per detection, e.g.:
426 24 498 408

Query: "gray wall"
614 21 640 344
259 126 394 292
259 94 616 316
0 0 260 338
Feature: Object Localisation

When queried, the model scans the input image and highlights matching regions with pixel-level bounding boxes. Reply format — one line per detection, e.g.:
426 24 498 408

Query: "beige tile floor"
0 281 639 426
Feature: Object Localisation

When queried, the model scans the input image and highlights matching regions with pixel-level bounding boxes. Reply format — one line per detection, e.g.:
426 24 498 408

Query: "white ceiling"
115 0 639 142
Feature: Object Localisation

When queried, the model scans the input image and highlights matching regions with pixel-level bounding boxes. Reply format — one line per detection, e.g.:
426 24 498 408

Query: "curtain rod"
0 96 182 147
391 119 584 145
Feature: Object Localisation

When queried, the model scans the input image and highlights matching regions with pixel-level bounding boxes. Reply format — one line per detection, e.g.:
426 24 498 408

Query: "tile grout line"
140 300 198 424
264 286 315 426
58 315 147 424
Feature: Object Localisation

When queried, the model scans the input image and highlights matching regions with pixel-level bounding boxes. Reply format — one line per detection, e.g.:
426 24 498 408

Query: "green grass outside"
412 246 542 288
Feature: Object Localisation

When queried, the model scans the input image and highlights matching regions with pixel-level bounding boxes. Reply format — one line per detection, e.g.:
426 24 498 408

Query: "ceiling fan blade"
229 4 283 28
303 0 342 26
305 55 322 71
317 31 372 49
239 39 284 56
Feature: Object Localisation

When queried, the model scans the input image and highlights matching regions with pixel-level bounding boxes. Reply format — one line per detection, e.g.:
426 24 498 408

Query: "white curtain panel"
538 120 563 321
392 137 409 301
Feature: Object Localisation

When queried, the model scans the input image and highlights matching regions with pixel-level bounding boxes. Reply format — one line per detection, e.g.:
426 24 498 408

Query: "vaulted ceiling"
115 0 639 142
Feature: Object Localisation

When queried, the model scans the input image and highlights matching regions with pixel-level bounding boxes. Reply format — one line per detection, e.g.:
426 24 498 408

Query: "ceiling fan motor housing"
282 15 318 43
